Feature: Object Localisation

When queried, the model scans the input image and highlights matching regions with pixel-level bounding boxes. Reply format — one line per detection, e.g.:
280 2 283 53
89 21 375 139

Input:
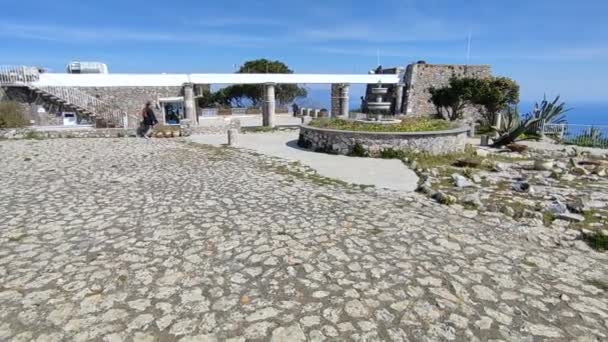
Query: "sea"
520 102 608 126
302 88 608 126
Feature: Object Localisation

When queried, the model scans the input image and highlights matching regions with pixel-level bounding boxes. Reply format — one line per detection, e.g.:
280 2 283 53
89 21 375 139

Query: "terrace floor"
0 138 607 341
188 131 418 192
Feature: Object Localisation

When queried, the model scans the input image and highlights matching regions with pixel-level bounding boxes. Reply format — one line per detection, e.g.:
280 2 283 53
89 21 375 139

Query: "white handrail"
1 65 127 128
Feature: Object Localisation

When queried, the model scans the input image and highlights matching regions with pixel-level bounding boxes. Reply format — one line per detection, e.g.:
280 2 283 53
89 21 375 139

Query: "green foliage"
543 212 556 226
532 95 569 125
348 143 368 157
24 131 44 140
309 118 451 132
564 126 608 148
210 59 307 107
251 126 275 133
583 231 608 251
0 101 29 128
492 95 569 147
428 76 519 125
380 148 407 159
475 77 520 128
429 77 484 121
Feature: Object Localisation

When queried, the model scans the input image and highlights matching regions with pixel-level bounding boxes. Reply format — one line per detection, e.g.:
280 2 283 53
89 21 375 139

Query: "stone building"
359 62 492 120
402 62 492 119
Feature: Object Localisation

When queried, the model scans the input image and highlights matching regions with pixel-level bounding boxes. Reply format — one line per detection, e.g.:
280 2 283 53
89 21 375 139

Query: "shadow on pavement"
285 139 316 152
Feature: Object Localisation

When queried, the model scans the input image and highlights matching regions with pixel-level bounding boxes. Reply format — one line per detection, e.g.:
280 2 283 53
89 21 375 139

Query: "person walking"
292 103 300 117
139 101 158 139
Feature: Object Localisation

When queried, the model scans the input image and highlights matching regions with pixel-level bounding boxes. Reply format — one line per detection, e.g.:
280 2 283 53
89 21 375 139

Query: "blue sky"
1 0 607 104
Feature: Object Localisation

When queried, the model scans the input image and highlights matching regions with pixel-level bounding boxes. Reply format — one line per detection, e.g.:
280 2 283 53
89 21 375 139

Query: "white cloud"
472 45 608 62
0 22 271 47
183 17 286 27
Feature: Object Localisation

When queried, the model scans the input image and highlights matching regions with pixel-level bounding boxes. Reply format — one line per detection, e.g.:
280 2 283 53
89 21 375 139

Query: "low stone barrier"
0 127 136 139
0 119 241 140
298 125 470 156
179 119 241 137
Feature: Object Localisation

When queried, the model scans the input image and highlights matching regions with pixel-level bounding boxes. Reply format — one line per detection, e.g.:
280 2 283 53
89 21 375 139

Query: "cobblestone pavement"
1 138 607 342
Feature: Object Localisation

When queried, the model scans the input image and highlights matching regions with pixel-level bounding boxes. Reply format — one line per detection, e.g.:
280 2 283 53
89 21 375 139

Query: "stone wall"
75 86 186 125
179 119 241 136
402 63 492 120
298 125 470 156
1 86 74 126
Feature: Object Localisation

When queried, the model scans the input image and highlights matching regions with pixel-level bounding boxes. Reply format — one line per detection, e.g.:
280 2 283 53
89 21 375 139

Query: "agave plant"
491 95 569 147
530 95 570 124
497 104 521 134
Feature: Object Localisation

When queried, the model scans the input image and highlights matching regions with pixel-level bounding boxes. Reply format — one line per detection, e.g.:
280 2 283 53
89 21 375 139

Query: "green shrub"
24 131 44 140
583 232 608 251
348 143 368 157
0 101 29 128
309 118 451 133
380 148 407 159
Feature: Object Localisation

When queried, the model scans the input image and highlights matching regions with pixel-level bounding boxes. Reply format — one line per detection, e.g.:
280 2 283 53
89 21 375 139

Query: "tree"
428 77 482 121
220 59 307 106
474 77 519 128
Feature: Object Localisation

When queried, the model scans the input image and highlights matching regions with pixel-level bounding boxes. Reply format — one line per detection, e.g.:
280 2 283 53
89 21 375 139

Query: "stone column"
262 83 276 127
493 113 502 138
331 84 341 117
183 83 197 126
227 128 238 146
394 83 404 115
340 84 350 118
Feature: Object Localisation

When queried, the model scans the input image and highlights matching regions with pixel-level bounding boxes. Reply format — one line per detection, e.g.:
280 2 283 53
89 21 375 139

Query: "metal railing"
543 123 608 148
36 86 126 128
1 65 127 128
0 65 40 84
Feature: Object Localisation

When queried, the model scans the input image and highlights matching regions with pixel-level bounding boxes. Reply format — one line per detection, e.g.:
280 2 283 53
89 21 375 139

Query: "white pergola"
32 73 402 127
33 73 400 86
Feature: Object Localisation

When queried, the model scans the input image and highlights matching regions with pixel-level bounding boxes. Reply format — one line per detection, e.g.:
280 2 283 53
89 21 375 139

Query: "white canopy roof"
34 73 400 87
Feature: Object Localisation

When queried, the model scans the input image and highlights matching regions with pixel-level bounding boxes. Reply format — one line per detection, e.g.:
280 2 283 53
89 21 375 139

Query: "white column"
262 83 276 127
183 83 197 126
340 84 350 118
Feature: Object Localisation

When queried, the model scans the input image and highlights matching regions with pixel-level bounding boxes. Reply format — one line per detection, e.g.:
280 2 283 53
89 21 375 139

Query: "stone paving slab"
188 131 419 192
0 138 607 341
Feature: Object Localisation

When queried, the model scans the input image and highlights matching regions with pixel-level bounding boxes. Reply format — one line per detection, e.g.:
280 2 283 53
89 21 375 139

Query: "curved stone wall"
298 125 470 156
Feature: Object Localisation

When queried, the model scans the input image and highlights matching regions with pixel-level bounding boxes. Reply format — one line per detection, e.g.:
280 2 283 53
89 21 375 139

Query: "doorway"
160 98 185 125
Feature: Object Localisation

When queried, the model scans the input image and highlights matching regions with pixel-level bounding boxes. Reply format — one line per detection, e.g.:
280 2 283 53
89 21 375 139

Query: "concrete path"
188 131 419 192
199 114 303 128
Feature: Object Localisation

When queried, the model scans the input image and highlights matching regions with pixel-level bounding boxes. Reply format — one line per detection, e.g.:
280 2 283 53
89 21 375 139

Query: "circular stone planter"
298 125 471 156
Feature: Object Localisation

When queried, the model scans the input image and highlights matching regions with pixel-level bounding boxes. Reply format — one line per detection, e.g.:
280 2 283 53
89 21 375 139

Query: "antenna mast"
466 29 472 65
